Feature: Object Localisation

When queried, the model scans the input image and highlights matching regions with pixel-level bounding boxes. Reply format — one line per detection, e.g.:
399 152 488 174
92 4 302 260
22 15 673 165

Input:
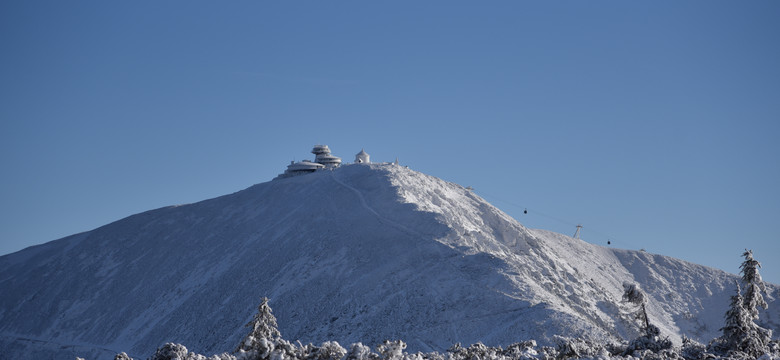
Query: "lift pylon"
573 224 583 239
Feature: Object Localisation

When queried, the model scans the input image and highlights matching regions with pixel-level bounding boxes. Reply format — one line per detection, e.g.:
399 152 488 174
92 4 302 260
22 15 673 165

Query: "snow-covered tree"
236 297 282 353
267 338 297 360
711 250 774 358
739 249 773 358
345 343 378 360
149 343 189 360
376 340 406 360
554 336 606 359
310 341 347 360
503 340 539 359
680 335 708 360
114 352 133 360
717 282 756 355
621 282 672 355
740 249 768 321
622 282 650 335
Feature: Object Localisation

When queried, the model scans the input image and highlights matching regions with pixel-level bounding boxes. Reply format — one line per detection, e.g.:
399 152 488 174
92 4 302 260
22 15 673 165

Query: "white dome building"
355 149 370 164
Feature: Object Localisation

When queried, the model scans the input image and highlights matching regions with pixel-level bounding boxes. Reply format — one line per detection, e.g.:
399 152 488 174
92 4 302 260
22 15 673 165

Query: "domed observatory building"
355 149 370 164
312 144 342 169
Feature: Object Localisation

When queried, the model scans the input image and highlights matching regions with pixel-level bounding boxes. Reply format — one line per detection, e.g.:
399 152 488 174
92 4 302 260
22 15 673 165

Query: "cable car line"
474 190 636 249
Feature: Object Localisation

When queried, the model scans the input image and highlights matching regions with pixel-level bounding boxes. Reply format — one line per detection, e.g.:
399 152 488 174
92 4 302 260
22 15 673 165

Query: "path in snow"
330 170 424 239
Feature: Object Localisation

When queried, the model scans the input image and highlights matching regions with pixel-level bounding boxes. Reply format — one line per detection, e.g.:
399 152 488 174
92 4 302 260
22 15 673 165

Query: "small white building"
355 149 370 164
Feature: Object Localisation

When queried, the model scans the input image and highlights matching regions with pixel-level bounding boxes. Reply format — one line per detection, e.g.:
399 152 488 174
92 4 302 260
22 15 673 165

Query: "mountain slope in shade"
1 163 777 359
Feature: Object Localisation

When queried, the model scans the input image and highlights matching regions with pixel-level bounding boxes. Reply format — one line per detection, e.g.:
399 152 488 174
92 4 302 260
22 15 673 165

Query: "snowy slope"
0 163 777 360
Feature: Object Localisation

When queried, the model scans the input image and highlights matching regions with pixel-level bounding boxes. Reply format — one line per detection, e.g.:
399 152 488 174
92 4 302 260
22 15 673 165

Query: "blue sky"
1 1 778 284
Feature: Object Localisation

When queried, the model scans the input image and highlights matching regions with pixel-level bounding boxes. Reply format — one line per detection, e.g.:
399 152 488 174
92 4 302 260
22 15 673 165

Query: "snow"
0 163 777 360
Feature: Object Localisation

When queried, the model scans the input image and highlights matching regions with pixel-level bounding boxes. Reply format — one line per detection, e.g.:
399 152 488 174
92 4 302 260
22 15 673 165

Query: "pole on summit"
573 224 582 239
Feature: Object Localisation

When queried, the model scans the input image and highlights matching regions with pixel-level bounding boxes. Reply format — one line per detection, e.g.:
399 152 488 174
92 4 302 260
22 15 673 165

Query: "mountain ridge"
1 163 777 359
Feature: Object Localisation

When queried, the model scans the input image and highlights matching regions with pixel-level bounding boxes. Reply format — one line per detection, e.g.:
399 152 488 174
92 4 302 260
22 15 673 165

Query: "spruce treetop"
740 249 764 287
236 296 282 353
248 297 281 339
740 249 768 320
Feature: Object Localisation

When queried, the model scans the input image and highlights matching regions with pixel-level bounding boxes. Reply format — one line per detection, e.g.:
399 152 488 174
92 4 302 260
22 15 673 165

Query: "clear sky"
1 1 778 284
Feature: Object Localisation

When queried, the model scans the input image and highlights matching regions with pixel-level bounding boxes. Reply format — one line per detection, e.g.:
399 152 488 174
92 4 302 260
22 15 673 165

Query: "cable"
474 190 638 249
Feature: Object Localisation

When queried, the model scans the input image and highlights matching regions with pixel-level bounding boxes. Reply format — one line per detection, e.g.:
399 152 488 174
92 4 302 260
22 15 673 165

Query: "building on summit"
278 160 325 178
276 145 371 179
311 144 342 169
355 149 370 164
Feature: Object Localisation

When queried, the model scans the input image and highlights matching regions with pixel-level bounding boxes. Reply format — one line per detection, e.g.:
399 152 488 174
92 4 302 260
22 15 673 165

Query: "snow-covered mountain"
1 163 777 360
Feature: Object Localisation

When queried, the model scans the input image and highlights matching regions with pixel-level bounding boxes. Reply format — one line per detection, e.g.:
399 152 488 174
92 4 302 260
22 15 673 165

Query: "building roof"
312 145 331 154
287 160 325 171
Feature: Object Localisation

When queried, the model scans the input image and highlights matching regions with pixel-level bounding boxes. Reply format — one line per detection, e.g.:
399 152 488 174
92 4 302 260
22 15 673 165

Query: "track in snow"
330 170 424 239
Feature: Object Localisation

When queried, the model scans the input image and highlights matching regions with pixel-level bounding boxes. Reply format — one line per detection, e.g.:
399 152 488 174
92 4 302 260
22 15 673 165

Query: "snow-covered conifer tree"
345 343 378 360
376 340 406 360
149 343 189 360
740 249 769 321
554 336 605 359
313 341 347 360
713 250 774 358
621 282 671 355
719 282 756 354
740 250 772 357
236 297 282 353
114 352 133 360
680 336 708 360
622 282 650 335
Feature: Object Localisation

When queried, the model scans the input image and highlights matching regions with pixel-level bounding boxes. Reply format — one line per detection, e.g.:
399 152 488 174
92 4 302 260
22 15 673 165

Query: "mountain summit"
1 163 777 359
